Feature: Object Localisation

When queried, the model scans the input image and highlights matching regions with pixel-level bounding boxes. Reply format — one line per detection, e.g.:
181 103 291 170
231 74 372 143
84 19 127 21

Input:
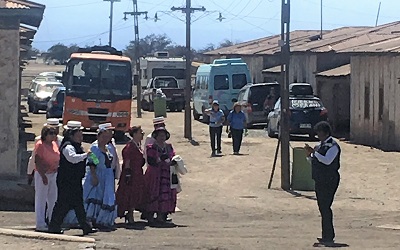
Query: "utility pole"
280 0 291 190
124 1 148 118
104 0 120 47
320 0 323 39
172 0 205 139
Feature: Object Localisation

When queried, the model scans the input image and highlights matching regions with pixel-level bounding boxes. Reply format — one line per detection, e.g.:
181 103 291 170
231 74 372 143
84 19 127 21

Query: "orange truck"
62 46 133 140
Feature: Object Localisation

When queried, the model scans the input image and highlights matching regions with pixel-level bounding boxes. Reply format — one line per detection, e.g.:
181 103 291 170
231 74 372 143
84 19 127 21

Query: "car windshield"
67 59 132 97
36 83 63 93
290 99 322 109
154 78 178 88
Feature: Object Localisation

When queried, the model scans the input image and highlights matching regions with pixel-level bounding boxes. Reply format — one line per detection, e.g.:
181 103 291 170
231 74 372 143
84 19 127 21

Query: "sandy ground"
4 64 400 249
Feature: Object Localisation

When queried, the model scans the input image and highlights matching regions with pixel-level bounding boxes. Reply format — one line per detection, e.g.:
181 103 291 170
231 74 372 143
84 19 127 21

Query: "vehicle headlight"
114 111 129 117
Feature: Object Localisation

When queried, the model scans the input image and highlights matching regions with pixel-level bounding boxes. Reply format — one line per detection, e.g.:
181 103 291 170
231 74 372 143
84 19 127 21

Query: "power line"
46 1 100 9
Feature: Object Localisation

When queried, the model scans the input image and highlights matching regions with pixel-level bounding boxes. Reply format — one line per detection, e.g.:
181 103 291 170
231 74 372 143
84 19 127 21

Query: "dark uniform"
311 137 341 242
48 141 91 233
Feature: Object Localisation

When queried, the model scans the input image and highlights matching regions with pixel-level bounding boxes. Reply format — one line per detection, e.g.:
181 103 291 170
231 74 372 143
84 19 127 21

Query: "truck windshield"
66 59 132 97
154 78 178 88
152 68 185 80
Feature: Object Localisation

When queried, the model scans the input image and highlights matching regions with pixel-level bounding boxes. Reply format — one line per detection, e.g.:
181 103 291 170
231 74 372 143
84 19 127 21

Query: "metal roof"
4 0 44 9
317 64 350 77
205 21 400 55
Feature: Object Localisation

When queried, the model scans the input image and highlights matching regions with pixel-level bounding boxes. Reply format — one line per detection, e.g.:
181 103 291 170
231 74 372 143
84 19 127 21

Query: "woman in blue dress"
63 123 117 230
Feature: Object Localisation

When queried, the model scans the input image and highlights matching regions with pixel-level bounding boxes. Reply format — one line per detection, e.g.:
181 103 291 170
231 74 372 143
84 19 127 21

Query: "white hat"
212 100 219 105
63 121 83 130
44 118 62 127
98 123 115 132
153 116 165 125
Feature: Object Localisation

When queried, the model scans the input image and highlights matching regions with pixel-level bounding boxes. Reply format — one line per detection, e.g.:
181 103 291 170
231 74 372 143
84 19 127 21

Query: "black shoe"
317 237 334 245
48 228 64 234
211 152 216 157
217 150 222 154
83 227 98 236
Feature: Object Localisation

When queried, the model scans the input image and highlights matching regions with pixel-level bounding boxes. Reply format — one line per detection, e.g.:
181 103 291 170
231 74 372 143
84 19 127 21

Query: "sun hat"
44 118 62 127
151 127 170 140
153 116 166 125
98 122 115 132
212 100 219 106
63 121 84 130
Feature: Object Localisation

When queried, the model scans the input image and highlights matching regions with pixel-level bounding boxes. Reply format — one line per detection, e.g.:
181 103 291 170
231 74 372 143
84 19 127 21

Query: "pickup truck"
141 76 185 112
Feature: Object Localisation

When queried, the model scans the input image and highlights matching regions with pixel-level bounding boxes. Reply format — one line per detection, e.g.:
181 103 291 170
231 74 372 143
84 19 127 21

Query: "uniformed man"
305 121 341 245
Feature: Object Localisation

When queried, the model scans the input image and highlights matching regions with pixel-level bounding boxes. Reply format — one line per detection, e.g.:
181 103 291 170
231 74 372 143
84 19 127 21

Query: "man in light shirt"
305 121 341 246
27 118 63 185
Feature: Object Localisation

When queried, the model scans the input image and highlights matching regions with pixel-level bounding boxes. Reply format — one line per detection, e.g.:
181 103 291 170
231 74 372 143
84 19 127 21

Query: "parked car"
38 72 63 82
267 95 328 138
141 76 185 112
235 82 280 127
46 87 66 119
28 81 64 114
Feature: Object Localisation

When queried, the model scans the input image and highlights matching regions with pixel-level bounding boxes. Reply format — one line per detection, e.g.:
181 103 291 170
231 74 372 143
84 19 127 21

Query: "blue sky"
32 0 400 51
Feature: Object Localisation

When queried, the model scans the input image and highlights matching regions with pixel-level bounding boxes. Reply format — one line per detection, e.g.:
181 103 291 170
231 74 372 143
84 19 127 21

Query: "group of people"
28 117 187 235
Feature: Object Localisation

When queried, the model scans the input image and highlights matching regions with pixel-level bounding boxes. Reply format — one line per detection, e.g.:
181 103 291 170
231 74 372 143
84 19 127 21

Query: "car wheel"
176 103 183 112
169 104 176 112
193 109 201 120
32 104 39 114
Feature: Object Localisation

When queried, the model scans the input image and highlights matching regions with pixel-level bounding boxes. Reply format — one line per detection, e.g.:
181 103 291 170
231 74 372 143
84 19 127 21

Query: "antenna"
375 2 381 27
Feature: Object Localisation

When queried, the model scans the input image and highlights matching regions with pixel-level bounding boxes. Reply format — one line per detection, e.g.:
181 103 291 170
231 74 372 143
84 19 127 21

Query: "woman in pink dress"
116 126 146 225
144 127 176 224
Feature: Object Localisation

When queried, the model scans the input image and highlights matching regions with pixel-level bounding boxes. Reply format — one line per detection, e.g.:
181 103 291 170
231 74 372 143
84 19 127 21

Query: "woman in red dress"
116 126 145 224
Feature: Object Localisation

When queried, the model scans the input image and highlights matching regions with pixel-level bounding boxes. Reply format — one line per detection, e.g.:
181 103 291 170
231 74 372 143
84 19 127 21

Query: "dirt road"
7 64 400 249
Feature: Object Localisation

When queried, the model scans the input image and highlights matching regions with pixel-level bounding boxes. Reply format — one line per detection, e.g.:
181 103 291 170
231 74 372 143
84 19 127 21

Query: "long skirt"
63 167 117 228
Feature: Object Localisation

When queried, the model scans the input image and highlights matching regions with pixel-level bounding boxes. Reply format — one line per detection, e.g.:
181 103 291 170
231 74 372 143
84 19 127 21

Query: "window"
214 75 229 90
232 74 248 89
379 87 384 120
152 68 185 79
154 78 178 88
364 85 370 119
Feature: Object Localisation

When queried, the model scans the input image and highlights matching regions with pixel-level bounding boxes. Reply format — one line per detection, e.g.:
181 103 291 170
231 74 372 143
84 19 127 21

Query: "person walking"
48 121 96 236
204 100 225 157
305 121 341 245
144 127 176 224
84 123 117 230
34 125 60 232
28 118 63 185
227 103 247 155
116 126 146 225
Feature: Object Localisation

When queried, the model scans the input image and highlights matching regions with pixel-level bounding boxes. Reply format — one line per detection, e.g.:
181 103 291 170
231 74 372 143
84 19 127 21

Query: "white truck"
139 51 186 89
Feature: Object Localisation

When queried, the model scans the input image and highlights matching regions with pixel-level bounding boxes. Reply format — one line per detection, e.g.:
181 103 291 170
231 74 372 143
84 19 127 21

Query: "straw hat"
153 116 165 125
44 118 62 127
63 121 83 130
98 122 115 132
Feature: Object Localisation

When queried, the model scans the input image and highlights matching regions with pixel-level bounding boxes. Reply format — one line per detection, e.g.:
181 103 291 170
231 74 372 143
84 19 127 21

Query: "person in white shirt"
27 118 63 185
305 121 341 245
48 121 97 236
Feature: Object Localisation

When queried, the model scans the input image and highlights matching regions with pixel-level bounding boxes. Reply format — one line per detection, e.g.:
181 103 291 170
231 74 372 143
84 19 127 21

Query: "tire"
193 109 201 120
114 131 125 141
32 104 39 114
149 102 154 112
169 104 176 112
176 103 183 112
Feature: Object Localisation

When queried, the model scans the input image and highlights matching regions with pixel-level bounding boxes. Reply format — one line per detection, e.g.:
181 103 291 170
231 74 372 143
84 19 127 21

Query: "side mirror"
231 98 238 103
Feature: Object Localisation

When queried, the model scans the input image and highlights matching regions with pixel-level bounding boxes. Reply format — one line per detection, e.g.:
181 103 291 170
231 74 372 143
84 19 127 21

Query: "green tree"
124 34 172 59
46 43 80 64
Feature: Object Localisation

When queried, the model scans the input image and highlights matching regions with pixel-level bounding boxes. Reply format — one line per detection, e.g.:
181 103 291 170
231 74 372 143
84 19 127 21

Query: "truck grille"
88 108 109 114
89 116 107 122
